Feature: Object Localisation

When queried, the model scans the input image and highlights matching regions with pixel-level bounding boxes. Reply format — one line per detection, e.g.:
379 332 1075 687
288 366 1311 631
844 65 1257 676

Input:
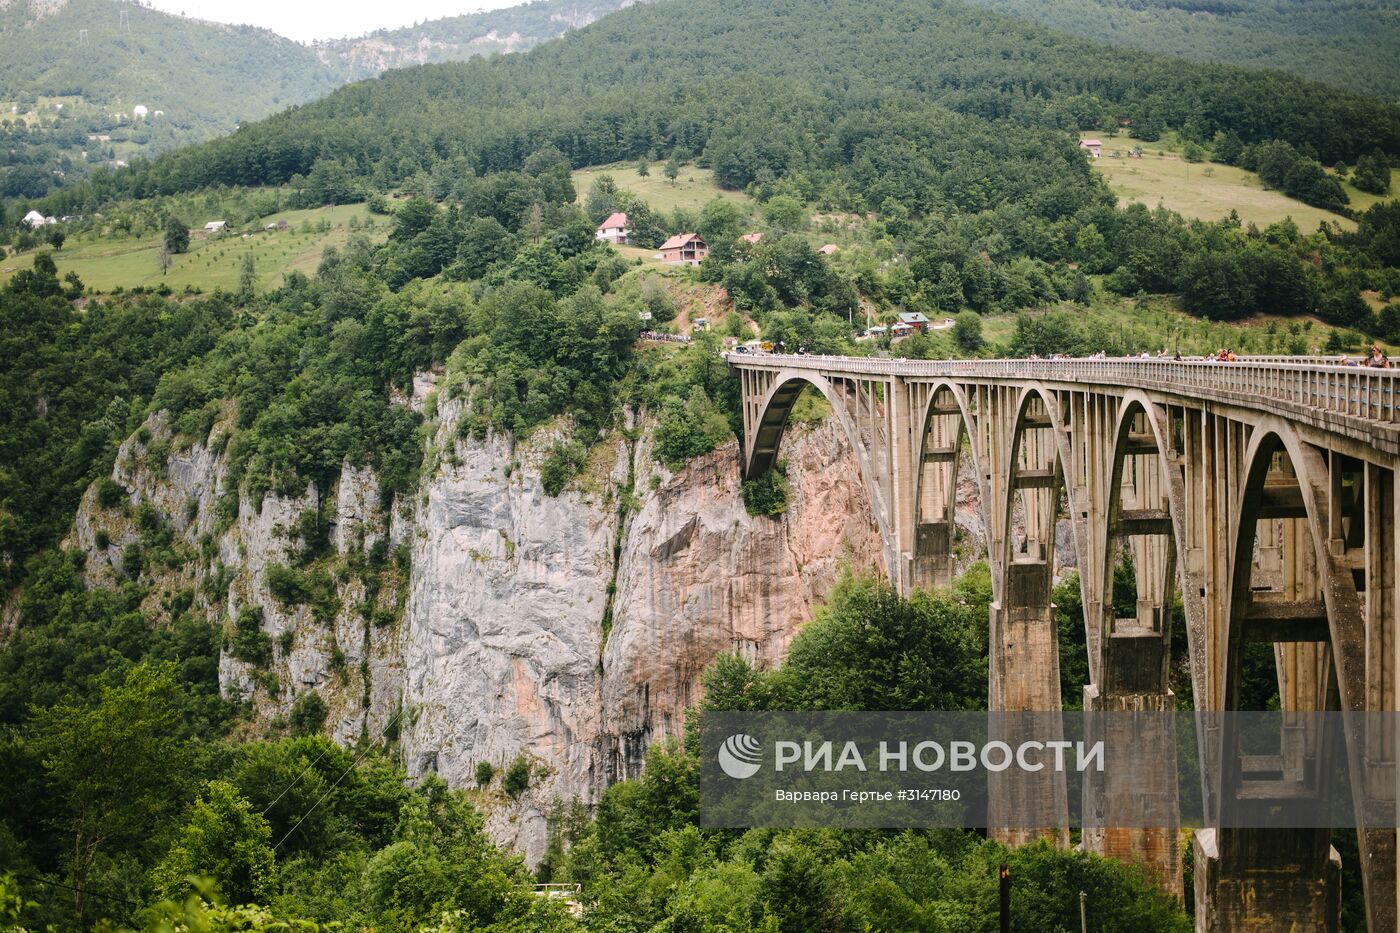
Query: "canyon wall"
67 385 896 863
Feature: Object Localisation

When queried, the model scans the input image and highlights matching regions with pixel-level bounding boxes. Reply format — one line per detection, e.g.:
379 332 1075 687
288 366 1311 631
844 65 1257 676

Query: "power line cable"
270 708 404 852
258 740 335 816
6 870 143 908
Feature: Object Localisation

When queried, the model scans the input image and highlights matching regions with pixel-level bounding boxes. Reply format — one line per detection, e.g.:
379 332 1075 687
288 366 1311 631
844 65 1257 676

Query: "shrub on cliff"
289 691 328 737
653 391 732 469
231 606 272 667
540 440 586 497
503 756 531 797
741 466 789 518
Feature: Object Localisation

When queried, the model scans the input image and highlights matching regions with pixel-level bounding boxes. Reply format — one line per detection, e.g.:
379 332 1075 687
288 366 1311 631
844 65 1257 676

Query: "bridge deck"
725 352 1400 453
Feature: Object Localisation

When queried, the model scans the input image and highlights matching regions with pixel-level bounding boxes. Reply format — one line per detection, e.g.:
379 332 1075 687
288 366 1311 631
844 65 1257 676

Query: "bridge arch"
742 369 897 574
727 353 1400 928
999 385 1077 574
910 381 987 591
1212 419 1393 929
1096 395 1186 700
1221 420 1358 717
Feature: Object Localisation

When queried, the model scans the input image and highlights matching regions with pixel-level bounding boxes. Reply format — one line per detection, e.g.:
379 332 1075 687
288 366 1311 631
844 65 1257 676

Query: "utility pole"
1079 890 1087 933
999 863 1011 933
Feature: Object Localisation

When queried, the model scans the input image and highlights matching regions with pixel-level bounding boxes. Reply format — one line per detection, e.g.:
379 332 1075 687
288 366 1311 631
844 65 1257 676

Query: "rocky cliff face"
67 389 882 864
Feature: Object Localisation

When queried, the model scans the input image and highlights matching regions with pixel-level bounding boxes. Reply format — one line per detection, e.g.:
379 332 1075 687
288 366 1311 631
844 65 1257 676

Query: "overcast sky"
142 1 528 43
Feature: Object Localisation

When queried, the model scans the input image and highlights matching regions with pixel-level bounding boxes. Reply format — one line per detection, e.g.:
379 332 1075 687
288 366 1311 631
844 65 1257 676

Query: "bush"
653 393 732 469
289 691 328 736
541 440 586 497
503 755 531 797
96 478 127 509
1353 152 1392 196
475 761 496 787
120 542 145 579
742 466 790 518
293 507 330 561
231 606 273 666
952 311 984 352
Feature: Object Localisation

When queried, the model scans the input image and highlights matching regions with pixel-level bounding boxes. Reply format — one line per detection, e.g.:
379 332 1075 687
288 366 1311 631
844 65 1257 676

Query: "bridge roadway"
727 352 1400 932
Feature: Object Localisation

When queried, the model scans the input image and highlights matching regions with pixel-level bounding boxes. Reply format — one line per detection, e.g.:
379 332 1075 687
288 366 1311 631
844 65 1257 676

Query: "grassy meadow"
572 161 747 215
1084 133 1356 230
1341 168 1400 214
0 203 384 293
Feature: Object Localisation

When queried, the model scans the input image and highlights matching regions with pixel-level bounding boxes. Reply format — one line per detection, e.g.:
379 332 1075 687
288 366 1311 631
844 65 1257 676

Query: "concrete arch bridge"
729 351 1400 932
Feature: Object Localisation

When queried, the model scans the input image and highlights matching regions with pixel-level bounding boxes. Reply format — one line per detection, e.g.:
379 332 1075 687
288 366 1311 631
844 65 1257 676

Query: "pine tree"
1353 152 1392 195
238 251 256 298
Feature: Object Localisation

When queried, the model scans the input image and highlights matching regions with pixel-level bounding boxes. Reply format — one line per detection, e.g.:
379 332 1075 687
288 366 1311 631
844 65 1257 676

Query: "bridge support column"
1192 829 1341 932
988 560 1069 847
1080 585 1181 900
1081 678 1181 901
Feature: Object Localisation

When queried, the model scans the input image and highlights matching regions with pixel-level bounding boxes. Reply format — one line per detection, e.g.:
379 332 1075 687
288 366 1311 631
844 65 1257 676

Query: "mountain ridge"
0 0 634 198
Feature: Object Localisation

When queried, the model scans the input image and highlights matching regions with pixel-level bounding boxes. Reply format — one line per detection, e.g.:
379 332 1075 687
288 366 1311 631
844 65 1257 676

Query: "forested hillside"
965 0 1400 102
0 0 336 137
0 0 632 199
0 0 336 198
1 0 1398 929
45 0 1398 208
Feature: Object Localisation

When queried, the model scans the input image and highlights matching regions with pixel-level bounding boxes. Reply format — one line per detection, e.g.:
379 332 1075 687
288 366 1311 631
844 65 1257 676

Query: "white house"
595 211 630 245
133 105 149 119
1079 139 1103 159
204 220 228 234
23 210 50 229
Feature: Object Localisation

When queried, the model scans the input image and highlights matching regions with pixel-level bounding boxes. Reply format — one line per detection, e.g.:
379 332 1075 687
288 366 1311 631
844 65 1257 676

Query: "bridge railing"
724 353 1400 425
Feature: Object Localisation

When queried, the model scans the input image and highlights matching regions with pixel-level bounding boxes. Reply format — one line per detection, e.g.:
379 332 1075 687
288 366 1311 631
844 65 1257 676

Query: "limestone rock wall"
65 395 881 865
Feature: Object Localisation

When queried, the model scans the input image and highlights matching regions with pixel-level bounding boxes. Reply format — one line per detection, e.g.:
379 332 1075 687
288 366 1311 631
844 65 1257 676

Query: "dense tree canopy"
33 0 1399 219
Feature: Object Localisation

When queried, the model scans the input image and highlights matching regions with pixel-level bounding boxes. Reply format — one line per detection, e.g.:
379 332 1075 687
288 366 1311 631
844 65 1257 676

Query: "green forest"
0 558 1200 932
0 0 340 139
0 0 1398 929
966 0 1400 101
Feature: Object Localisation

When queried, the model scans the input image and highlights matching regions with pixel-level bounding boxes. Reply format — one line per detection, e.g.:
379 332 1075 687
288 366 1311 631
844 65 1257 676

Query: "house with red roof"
596 212 631 245
660 233 709 265
740 232 763 244
818 243 840 255
1079 139 1103 159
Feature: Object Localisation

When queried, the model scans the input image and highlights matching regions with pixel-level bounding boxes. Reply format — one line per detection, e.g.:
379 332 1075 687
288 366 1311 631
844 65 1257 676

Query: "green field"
1085 134 1355 231
572 161 748 215
1341 169 1400 214
975 295 1385 356
0 203 384 293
